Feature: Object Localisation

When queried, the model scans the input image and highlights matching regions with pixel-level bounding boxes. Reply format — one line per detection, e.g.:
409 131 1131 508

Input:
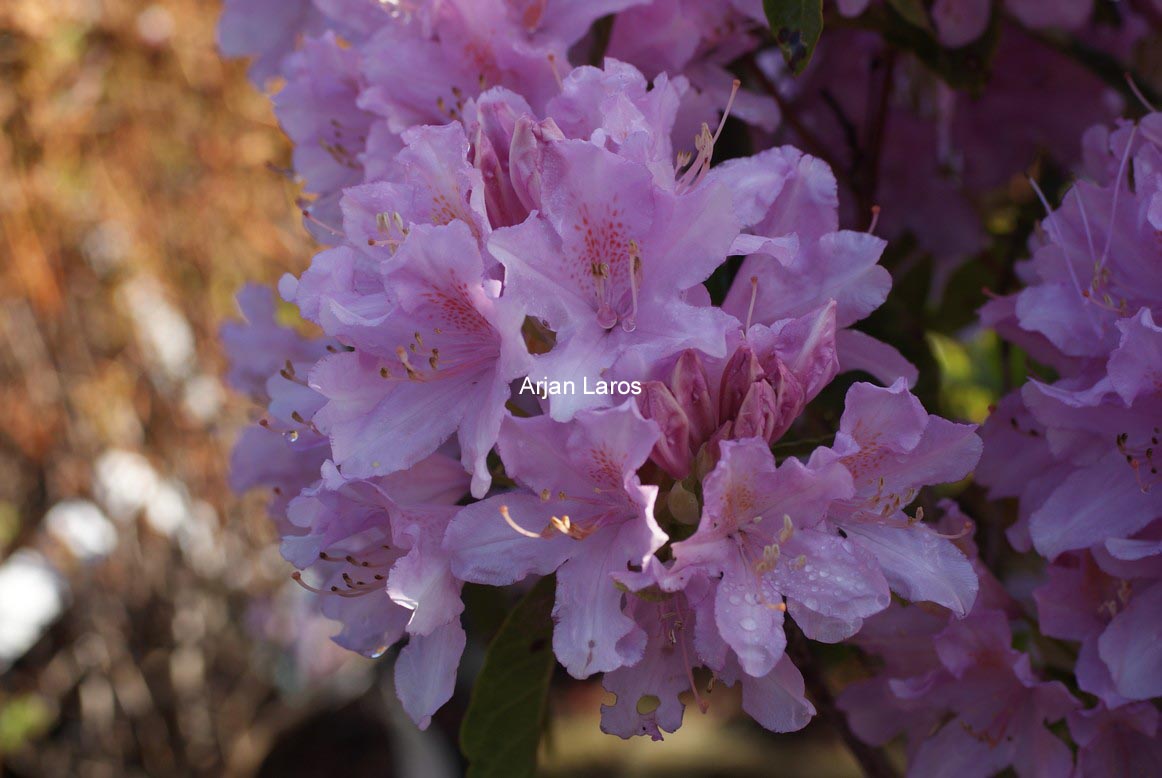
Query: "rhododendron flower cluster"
217 0 1162 773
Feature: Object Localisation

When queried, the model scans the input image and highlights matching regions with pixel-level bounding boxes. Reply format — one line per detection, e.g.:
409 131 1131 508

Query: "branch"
785 623 899 778
1010 16 1162 114
741 54 854 193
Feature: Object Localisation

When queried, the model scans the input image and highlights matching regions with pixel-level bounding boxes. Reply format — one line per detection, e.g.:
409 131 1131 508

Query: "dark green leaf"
886 0 931 31
460 576 556 778
764 0 824 75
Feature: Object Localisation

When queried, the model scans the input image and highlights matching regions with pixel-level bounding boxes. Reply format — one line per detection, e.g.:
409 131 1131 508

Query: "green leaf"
461 576 556 778
764 0 824 75
886 0 931 31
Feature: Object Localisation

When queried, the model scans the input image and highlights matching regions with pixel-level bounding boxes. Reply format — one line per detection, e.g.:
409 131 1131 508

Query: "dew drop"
740 618 757 631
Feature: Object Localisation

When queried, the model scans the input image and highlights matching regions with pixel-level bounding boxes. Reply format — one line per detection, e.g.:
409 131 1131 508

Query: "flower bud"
765 360 806 444
509 116 565 213
718 343 764 422
670 350 716 444
637 381 693 478
732 380 780 442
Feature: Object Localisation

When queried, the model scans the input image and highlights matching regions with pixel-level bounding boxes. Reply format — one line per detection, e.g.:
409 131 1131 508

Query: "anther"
395 346 421 380
755 543 781 573
778 514 794 544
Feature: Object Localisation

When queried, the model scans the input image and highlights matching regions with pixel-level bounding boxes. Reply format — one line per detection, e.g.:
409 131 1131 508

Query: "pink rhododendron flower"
812 380 981 619
664 437 885 673
446 402 664 677
489 137 740 420
215 0 1162 765
309 221 529 496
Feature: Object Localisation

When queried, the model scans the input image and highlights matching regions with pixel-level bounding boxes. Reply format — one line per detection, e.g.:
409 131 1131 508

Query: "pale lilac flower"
488 138 739 420
308 221 529 496
274 32 376 243
1036 539 1162 706
1069 702 1162 778
707 145 913 386
220 284 329 401
339 122 489 262
445 402 665 677
602 560 816 740
906 609 1079 778
218 0 327 85
221 285 332 530
1016 312 1162 560
606 0 778 136
215 0 1033 753
357 0 589 134
842 605 1079 778
663 437 884 675
598 575 708 740
810 380 982 619
979 111 1162 567
544 60 688 186
218 0 393 85
283 455 470 728
227 375 330 535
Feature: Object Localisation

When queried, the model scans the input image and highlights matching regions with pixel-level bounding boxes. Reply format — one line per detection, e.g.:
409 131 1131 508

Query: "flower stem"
785 623 899 778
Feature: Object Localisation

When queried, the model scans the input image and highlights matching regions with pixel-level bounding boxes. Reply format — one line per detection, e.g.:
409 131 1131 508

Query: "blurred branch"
1010 16 1162 114
858 46 896 226
742 53 854 193
786 622 899 778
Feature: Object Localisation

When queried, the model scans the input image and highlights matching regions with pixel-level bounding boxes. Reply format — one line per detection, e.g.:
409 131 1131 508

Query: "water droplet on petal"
740 618 757 631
